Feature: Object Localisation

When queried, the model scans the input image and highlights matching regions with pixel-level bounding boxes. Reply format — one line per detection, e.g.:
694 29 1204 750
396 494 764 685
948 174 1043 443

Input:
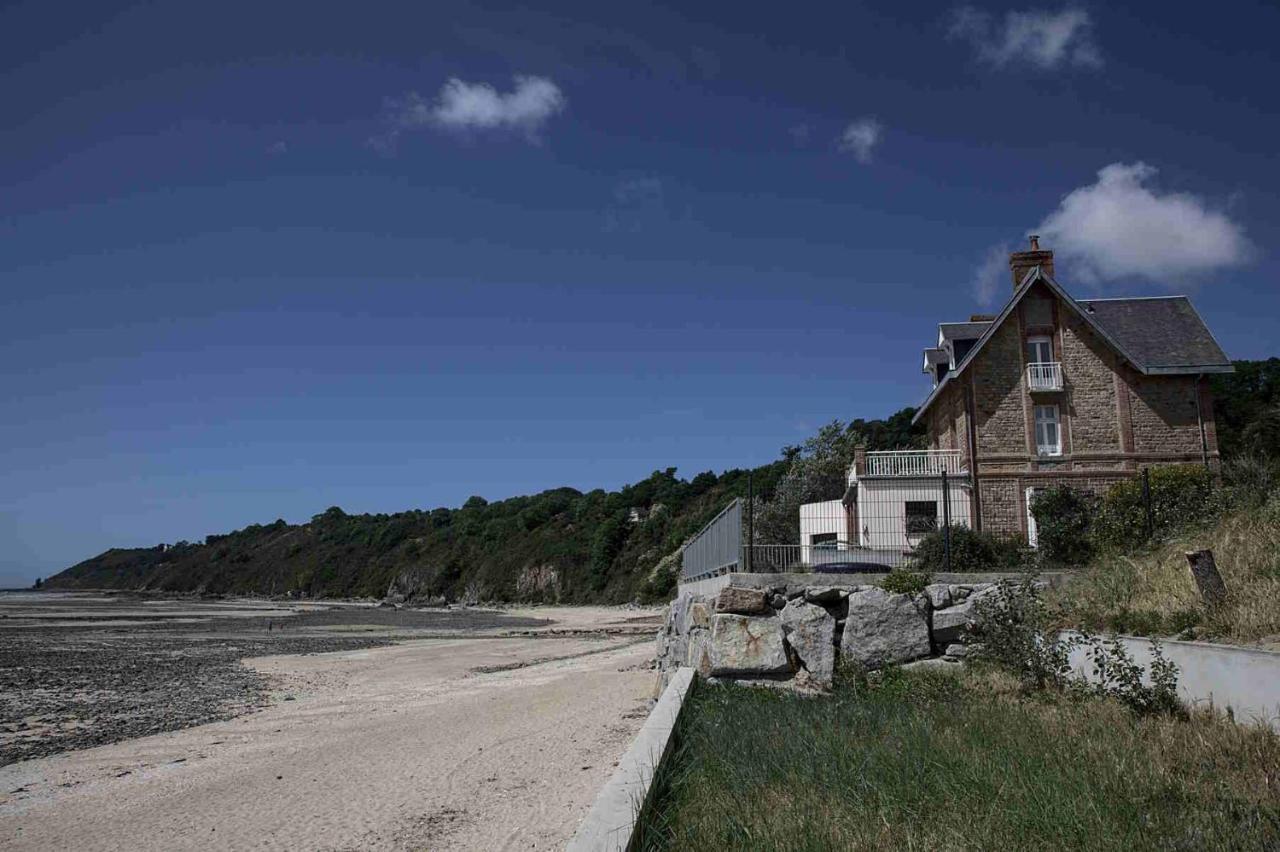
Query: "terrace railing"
863 449 965 478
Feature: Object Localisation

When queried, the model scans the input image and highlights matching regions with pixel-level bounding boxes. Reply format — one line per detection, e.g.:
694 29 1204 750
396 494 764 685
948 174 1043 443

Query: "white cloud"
949 6 1102 70
1037 162 1251 284
972 242 1012 305
837 118 882 163
372 75 566 151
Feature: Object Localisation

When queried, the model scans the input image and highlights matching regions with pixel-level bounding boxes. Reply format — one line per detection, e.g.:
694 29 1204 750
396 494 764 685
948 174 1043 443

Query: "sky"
2 1 1278 586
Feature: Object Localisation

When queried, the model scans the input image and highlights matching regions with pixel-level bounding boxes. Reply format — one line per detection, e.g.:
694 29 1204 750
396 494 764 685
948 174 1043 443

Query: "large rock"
931 585 999 645
804 586 848 605
709 614 791 677
780 601 836 686
686 629 713 677
715 586 769 615
689 601 710 629
840 588 931 668
924 583 952 610
669 594 695 634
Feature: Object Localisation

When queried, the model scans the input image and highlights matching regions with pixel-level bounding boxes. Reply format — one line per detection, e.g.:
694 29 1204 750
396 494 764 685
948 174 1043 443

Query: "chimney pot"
1008 236 1055 290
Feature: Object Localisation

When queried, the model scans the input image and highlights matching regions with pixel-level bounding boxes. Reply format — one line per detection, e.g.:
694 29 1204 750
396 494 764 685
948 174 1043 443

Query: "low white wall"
1068 635 1280 729
566 667 695 852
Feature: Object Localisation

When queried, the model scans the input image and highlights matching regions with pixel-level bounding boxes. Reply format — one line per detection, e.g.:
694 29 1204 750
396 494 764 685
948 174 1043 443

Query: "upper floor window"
1034 405 1062 456
1027 336 1053 365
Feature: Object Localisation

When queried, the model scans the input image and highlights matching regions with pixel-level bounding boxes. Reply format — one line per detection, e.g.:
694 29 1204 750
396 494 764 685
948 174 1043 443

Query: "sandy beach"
0 594 660 850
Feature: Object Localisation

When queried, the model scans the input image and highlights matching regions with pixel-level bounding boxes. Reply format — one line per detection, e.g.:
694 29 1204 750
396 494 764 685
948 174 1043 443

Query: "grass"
1049 500 1280 645
636 668 1280 851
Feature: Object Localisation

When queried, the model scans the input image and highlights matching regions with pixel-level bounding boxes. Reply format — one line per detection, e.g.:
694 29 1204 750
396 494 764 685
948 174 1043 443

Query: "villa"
799 237 1233 561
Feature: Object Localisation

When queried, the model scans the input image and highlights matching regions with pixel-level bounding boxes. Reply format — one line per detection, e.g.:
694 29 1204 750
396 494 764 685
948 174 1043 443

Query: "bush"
970 575 1072 692
881 568 930 596
1093 465 1219 550
910 524 1027 573
1030 486 1097 567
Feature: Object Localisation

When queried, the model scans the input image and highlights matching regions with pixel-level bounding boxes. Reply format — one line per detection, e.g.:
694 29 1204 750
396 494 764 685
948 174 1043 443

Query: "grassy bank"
637 669 1280 850
1049 499 1280 645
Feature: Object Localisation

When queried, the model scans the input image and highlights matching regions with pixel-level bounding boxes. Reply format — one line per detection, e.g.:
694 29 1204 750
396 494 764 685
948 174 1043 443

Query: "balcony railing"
1026 361 1063 392
863 449 965 478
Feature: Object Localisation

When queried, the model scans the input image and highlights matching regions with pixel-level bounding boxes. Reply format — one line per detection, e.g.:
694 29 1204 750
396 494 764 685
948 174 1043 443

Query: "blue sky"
3 1 1278 585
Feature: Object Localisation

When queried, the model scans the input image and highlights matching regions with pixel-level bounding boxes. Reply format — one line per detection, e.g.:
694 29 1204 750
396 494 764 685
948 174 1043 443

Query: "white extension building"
799 449 973 568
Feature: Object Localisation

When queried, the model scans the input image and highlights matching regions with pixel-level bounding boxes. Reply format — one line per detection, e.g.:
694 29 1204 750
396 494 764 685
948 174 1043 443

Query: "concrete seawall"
1069 635 1280 729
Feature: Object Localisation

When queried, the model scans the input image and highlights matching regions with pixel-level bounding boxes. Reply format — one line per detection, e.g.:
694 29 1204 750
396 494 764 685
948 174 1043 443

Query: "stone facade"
927 279 1220 541
655 580 1000 690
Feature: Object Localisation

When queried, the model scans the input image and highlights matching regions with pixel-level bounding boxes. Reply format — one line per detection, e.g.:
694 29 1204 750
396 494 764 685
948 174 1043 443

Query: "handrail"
1026 361 1063 391
863 449 964 477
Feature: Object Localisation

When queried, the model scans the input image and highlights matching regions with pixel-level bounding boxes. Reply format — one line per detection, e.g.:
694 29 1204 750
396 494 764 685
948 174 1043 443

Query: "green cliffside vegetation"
42 362 1278 605
44 408 922 604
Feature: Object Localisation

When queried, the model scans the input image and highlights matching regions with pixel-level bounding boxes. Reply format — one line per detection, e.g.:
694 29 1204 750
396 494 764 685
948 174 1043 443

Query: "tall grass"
637 669 1280 850
1050 498 1280 644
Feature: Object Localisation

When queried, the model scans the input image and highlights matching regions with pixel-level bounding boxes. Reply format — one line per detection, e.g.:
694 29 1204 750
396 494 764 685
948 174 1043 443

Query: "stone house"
912 237 1233 544
795 237 1232 559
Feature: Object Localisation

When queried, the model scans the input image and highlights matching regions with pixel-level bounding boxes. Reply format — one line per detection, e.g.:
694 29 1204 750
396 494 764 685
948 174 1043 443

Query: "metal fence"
680 471 976 582
680 498 743 582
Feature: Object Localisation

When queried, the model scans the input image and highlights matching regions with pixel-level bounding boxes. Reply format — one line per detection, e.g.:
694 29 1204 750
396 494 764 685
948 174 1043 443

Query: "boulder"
840 588 931 669
804 586 848 605
779 601 836 686
689 601 711 629
943 643 969 659
769 593 787 610
669 594 695 634
686 629 713 677
924 583 952 610
708 614 791 677
715 586 770 615
931 586 999 645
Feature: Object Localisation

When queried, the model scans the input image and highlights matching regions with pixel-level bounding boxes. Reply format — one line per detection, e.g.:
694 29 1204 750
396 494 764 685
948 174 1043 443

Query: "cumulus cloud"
837 118 882 163
370 75 566 151
1037 162 1251 284
972 242 1013 305
949 6 1102 70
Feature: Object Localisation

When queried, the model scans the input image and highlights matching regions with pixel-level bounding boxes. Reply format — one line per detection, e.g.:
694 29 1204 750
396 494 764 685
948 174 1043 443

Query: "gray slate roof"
938 322 990 342
1077 296 1231 373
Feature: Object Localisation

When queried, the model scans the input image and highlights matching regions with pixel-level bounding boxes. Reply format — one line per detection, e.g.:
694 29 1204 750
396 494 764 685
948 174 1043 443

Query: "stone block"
689 601 710 629
924 583 952 610
804 586 848 605
840 588 931 669
779 601 836 686
686 629 713 677
709 614 791 677
715 586 770 615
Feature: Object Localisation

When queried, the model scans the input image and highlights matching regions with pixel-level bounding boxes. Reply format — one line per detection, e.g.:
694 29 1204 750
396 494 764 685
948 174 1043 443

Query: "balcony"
1026 361 1063 392
861 449 965 478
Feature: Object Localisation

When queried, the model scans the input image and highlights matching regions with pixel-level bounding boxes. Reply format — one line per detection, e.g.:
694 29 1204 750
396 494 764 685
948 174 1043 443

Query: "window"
810 532 838 550
905 501 938 535
1027 336 1053 365
1034 405 1062 455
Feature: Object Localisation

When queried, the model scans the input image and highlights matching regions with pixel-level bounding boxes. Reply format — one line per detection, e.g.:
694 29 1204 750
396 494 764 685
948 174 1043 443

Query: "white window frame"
1026 487 1041 548
1027 335 1053 365
1034 404 1062 456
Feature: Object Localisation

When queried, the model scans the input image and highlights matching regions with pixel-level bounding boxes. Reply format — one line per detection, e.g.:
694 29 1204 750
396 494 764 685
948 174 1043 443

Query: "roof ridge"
1080 295 1189 302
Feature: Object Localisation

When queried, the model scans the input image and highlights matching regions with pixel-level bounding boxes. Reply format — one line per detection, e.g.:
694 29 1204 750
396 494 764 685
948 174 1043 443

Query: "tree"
33 577 43 589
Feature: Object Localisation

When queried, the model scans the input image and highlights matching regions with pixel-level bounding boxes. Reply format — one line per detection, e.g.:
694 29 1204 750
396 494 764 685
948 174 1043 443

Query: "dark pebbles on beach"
0 632 391 765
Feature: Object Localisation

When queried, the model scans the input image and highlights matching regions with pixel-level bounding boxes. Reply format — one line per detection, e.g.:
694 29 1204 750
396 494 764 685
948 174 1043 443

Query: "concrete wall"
856 477 973 550
1069 635 1280 730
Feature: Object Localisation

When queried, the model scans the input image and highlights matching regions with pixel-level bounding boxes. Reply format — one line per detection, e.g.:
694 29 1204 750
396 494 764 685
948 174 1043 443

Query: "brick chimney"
1009 235 1055 289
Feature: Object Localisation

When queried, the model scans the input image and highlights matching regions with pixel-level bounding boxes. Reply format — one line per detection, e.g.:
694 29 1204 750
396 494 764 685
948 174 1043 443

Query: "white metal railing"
863 449 965 477
1026 361 1063 391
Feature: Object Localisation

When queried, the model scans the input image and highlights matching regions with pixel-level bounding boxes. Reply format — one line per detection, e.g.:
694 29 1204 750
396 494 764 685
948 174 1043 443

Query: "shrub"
970 575 1072 692
1076 632 1184 718
910 524 1027 573
1093 465 1219 550
1030 486 1097 567
881 568 931 596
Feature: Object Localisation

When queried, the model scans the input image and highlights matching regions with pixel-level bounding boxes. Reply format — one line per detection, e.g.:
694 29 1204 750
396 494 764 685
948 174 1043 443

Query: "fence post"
942 469 951 574
1142 467 1154 541
745 474 754 573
